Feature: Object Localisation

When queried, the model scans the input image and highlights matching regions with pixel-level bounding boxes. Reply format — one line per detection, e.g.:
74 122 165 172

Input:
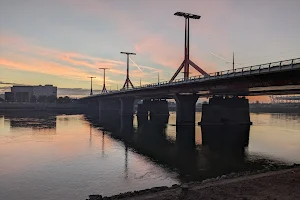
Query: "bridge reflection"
85 114 280 182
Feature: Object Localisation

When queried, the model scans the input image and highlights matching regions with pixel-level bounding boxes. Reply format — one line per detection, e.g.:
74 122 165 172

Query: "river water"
0 112 299 200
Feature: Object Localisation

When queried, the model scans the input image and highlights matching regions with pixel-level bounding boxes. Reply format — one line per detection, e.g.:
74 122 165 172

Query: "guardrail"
91 57 300 96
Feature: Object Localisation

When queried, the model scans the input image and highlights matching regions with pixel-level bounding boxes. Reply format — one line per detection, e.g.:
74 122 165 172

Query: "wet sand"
89 167 300 200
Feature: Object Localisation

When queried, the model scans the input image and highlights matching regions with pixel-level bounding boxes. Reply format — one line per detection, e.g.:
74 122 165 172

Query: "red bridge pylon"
170 12 208 82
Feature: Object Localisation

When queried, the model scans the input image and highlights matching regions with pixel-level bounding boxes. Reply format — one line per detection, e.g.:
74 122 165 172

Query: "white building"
11 85 57 102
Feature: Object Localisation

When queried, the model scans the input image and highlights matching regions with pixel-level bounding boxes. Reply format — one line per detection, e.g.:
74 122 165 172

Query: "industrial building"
5 85 57 102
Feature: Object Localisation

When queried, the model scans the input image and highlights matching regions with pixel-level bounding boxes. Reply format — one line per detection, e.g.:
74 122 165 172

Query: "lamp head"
120 52 136 55
174 12 201 19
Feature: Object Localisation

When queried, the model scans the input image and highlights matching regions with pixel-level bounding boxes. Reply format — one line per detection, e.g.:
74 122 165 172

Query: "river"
0 112 299 200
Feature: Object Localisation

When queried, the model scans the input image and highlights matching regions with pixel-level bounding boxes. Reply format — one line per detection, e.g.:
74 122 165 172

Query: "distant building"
8 85 57 102
4 92 14 102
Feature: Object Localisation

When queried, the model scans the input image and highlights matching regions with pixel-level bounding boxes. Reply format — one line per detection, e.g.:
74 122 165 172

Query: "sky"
1 0 300 100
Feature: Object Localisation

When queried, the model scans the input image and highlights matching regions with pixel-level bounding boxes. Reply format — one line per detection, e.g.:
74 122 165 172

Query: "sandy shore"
88 166 300 200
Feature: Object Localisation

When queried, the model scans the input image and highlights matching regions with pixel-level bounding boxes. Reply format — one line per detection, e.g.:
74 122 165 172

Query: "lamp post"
88 76 96 95
99 68 109 93
120 52 136 89
233 52 235 71
169 12 208 82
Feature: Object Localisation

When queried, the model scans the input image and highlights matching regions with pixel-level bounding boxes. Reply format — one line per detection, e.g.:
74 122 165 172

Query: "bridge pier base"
120 97 135 116
99 99 120 123
137 103 149 124
175 94 199 126
85 99 100 118
137 99 169 124
200 96 251 125
148 99 169 123
119 115 134 138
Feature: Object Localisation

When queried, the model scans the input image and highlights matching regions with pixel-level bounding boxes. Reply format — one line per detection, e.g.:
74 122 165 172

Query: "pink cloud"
0 32 162 78
134 34 218 78
0 57 92 80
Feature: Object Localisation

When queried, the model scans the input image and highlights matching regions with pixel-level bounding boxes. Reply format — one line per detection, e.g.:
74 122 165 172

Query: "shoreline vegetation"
87 164 300 200
0 102 84 112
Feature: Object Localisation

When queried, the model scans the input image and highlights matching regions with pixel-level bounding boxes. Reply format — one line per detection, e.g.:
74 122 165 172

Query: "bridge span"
80 58 300 126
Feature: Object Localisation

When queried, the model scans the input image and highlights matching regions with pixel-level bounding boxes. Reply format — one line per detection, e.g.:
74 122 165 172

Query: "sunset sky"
1 0 300 99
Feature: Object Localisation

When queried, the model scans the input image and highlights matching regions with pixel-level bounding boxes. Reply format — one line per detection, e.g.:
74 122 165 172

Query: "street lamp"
120 52 136 89
99 68 109 93
88 76 96 95
169 12 208 82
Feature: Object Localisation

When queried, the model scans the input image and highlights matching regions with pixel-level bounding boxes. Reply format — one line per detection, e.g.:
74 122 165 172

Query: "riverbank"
88 165 300 200
0 102 83 111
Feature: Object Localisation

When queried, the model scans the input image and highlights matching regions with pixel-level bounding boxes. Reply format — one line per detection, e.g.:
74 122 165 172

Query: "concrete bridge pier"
118 97 135 133
120 97 135 116
85 99 100 118
119 115 134 139
148 99 169 123
99 99 120 123
137 99 169 125
137 103 149 126
175 94 199 126
200 96 251 125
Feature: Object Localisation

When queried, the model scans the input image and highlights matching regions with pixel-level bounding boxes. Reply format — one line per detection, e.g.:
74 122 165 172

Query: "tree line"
30 95 72 103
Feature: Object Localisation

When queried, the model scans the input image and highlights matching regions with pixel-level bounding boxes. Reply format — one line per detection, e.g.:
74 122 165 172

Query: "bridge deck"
81 58 300 100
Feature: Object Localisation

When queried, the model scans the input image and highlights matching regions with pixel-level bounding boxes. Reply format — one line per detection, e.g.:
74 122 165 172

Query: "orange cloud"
0 57 92 80
0 33 161 85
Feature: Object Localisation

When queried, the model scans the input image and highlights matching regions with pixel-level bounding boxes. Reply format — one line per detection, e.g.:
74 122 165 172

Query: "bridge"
80 57 300 126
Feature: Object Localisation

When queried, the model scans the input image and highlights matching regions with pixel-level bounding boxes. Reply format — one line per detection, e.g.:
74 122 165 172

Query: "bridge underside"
81 61 300 128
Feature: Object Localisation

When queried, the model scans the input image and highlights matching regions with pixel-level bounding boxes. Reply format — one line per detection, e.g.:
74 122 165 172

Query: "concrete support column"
99 99 120 123
149 100 169 118
120 97 135 115
137 103 148 116
138 99 169 124
137 103 148 126
175 94 199 126
200 96 251 125
85 99 100 118
149 99 169 123
119 115 134 138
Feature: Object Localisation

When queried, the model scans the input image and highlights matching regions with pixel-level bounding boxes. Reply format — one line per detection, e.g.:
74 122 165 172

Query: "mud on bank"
88 164 300 200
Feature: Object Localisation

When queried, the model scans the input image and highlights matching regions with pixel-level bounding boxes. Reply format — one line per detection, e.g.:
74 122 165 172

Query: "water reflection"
86 114 283 183
1 112 299 200
270 113 300 121
3 111 57 129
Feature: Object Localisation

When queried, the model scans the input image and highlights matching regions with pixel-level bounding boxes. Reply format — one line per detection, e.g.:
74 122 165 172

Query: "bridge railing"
100 58 300 95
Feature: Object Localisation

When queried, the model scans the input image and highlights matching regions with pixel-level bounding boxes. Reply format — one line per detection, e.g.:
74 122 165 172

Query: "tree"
57 97 64 104
63 96 71 103
30 95 37 102
57 96 71 103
